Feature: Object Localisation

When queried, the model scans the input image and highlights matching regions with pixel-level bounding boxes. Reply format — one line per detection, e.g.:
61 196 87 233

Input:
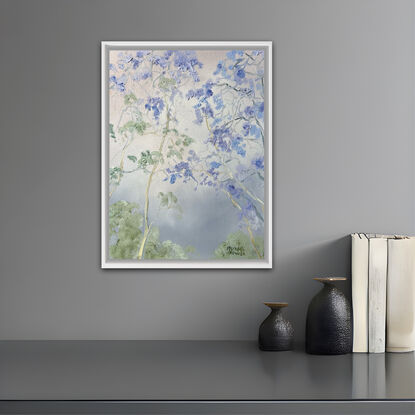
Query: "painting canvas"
101 41 272 268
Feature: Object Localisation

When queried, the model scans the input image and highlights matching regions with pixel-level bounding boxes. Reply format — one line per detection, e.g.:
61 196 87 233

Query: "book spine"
368 238 387 353
386 239 415 352
351 233 369 353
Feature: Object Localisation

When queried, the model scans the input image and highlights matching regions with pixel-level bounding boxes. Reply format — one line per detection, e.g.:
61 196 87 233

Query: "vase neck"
268 307 284 319
321 281 335 289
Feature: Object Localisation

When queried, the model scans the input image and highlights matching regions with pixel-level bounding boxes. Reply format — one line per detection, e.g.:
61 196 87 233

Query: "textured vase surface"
306 277 352 355
258 302 294 351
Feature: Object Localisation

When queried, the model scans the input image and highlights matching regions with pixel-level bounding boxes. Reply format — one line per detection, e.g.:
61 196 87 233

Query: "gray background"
0 0 413 342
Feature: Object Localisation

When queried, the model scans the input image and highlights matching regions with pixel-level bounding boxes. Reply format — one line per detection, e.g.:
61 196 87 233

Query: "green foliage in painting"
124 93 137 105
109 167 123 184
181 135 194 146
119 120 148 135
109 123 116 140
167 148 183 160
144 227 190 260
109 201 143 260
214 231 264 259
158 77 176 91
157 191 183 216
109 200 190 260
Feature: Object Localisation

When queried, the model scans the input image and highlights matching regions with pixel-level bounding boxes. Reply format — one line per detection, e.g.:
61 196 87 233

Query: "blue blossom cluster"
251 156 264 170
172 51 203 82
109 50 204 104
206 127 246 158
227 183 243 199
165 161 195 185
209 127 232 152
230 135 246 157
186 81 216 124
109 74 127 92
205 160 221 182
242 122 261 139
145 97 165 121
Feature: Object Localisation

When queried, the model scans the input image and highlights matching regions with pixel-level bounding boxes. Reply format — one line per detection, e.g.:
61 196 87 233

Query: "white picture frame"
101 41 272 269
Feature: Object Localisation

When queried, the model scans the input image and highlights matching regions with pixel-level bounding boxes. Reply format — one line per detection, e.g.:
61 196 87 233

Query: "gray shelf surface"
0 340 414 401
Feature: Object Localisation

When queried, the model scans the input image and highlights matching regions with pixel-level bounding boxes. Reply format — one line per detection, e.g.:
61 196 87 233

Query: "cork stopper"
263 302 288 309
313 277 347 283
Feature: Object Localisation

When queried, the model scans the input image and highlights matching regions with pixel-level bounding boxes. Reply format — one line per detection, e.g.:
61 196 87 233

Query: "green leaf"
127 155 137 163
157 191 181 212
158 77 176 91
151 151 163 163
124 93 137 105
109 167 123 183
120 120 147 135
137 150 155 169
109 123 116 139
182 136 194 146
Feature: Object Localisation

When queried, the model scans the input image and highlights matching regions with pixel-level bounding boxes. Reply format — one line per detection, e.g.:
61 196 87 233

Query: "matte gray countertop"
0 340 414 401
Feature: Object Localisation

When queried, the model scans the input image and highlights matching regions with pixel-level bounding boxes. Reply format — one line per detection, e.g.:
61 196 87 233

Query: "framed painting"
101 41 272 268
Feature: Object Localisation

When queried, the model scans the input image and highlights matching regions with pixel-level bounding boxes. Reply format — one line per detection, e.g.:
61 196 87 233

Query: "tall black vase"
258 302 294 351
306 277 352 355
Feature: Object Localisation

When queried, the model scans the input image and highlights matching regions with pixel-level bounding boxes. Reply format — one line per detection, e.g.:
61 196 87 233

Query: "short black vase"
258 302 294 351
306 277 352 355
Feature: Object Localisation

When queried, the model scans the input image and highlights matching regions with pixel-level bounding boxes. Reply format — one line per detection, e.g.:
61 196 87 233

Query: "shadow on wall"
273 236 351 344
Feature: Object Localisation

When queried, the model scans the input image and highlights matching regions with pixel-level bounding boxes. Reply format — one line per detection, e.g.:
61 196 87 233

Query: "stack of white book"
352 233 415 353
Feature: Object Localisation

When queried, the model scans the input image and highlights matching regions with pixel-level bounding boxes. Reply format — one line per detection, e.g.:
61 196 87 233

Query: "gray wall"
0 0 413 341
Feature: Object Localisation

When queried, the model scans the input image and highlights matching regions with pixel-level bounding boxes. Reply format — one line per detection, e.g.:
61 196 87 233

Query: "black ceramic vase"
306 277 352 355
258 302 294 351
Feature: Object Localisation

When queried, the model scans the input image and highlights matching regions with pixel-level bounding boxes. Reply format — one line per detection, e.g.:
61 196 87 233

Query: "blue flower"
145 97 164 121
227 184 243 199
244 106 255 117
230 136 246 157
174 161 195 183
236 69 245 79
210 161 221 169
194 108 203 124
153 55 168 69
210 127 231 152
170 174 176 184
242 122 251 136
226 50 243 60
252 156 264 170
173 51 202 82
109 75 127 92
250 125 261 139
213 95 223 110
141 71 151 80
256 101 264 119
213 62 223 75
201 102 214 119
136 50 150 58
